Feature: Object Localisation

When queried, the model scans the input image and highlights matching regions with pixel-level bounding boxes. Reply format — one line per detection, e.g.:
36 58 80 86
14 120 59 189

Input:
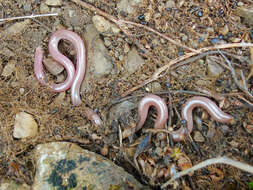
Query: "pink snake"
34 29 102 126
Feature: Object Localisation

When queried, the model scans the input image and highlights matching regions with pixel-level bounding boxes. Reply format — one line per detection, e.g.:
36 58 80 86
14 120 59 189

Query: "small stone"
2 60 16 77
51 7 61 14
43 57 64 75
124 47 145 75
206 56 224 77
40 3 50 14
45 0 62 6
124 43 130 53
104 37 112 47
165 0 176 9
146 82 162 92
117 0 143 15
19 88 25 95
194 131 205 142
92 15 120 34
23 3 31 11
4 20 31 35
13 112 38 138
56 74 65 83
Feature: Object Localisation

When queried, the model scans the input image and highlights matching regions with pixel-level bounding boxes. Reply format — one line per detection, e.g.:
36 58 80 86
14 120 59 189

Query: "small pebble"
92 15 120 34
19 88 25 94
194 131 205 142
23 3 31 11
40 3 50 13
43 57 64 76
2 60 16 77
56 74 65 83
165 0 176 9
45 0 62 6
4 20 31 35
104 38 112 47
13 112 38 138
124 43 130 53
207 56 224 77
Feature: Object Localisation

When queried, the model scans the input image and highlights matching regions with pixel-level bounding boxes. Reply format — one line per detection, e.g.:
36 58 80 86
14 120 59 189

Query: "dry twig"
162 156 253 188
69 0 195 52
122 43 253 97
0 13 58 22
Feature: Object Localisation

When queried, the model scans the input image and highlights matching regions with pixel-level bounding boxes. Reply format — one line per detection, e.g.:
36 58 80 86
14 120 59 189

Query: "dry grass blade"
162 156 253 188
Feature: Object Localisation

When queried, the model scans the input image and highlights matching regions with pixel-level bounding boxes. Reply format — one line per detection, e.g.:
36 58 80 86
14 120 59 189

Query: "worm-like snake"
136 94 168 131
181 96 234 133
34 29 102 126
34 29 85 106
136 95 233 142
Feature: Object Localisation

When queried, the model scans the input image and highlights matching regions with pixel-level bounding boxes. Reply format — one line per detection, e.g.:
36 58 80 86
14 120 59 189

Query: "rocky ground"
0 0 253 189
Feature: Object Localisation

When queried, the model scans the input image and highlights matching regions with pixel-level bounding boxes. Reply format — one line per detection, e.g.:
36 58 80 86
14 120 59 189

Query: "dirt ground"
0 0 253 189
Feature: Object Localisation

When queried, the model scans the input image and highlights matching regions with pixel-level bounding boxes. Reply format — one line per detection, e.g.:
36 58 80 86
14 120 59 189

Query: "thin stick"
121 43 253 97
69 0 195 53
162 156 253 188
0 13 58 22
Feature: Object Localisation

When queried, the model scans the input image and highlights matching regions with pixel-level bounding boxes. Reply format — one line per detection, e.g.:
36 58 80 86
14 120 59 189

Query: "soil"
0 0 253 189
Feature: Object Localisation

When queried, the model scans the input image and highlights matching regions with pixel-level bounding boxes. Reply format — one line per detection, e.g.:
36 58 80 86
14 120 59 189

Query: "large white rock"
13 112 38 138
32 142 148 190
